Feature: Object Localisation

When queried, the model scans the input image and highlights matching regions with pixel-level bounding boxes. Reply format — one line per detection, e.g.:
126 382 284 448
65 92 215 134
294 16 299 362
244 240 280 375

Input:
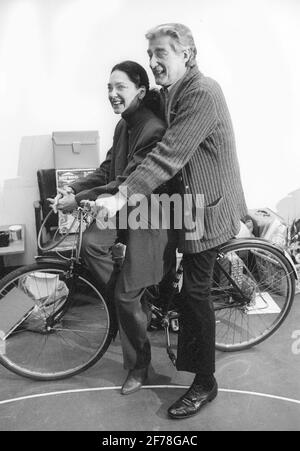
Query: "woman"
58 61 176 394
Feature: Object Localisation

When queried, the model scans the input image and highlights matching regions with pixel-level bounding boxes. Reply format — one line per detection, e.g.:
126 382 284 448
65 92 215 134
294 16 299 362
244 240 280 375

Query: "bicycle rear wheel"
0 262 117 380
213 240 295 351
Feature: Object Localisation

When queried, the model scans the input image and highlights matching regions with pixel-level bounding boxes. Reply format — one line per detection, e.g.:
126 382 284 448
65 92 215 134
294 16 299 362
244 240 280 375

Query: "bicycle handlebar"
79 200 96 212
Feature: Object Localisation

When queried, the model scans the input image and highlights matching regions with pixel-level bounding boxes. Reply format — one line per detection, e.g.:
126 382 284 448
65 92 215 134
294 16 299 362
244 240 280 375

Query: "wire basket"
254 252 287 296
214 251 256 299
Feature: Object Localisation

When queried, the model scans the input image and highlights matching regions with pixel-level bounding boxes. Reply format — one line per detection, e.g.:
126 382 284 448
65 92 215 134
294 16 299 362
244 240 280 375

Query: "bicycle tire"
213 239 295 352
0 262 117 380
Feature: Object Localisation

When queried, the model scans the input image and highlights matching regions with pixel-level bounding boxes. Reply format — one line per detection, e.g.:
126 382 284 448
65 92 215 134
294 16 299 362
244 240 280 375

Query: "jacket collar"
170 65 202 102
162 66 202 125
121 101 150 129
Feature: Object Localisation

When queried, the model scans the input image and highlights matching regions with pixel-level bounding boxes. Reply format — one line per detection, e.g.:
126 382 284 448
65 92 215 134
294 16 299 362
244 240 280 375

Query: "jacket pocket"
203 197 224 240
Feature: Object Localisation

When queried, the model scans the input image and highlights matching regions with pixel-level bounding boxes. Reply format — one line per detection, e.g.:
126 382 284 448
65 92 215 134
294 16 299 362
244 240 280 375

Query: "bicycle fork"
163 263 183 366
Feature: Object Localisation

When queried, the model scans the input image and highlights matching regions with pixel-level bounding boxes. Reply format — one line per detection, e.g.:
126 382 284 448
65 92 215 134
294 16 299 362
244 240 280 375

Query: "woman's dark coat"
71 104 174 292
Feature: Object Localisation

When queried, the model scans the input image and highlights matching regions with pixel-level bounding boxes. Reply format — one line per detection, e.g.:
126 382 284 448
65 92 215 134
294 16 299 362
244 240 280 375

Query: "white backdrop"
0 0 299 263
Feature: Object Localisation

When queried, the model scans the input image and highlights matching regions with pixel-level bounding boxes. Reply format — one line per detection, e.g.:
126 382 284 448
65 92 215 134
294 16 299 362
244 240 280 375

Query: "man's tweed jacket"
121 65 248 253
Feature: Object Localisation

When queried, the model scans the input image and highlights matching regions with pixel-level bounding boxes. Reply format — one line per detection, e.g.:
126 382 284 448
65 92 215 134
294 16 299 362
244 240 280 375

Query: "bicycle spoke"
0 264 114 379
214 242 294 351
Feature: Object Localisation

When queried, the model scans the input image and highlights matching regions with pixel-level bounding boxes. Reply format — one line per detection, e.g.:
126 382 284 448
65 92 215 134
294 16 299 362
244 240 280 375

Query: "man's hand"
95 192 127 219
48 187 78 213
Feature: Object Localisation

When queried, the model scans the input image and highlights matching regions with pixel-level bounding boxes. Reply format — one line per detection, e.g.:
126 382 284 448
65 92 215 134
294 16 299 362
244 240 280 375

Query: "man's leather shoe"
168 381 218 419
121 368 148 395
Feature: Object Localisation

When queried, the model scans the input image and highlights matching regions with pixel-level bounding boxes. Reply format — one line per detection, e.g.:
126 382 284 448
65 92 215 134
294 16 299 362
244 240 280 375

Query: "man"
97 23 248 419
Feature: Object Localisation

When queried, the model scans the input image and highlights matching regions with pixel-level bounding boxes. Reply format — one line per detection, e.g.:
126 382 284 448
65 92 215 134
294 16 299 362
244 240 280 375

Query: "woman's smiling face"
108 70 141 114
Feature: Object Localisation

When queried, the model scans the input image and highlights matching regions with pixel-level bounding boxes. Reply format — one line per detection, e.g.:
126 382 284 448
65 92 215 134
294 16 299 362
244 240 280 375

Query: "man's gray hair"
145 23 197 68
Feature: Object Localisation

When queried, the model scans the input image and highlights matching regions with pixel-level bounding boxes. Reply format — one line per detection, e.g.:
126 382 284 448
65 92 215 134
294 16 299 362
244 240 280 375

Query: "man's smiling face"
147 35 188 87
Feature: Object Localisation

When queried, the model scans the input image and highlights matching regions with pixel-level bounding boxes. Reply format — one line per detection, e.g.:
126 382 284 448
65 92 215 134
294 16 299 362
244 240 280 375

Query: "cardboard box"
52 130 100 169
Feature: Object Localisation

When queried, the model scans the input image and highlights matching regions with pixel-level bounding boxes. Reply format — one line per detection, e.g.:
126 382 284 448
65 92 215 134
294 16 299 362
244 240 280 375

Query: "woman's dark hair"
111 60 161 115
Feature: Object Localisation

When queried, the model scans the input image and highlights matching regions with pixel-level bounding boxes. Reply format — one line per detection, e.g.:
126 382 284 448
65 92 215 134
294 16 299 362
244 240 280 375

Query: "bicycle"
0 204 297 380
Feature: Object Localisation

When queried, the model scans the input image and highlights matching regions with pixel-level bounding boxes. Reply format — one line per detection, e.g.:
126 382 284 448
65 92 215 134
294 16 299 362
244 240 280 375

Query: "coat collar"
170 65 203 102
162 66 203 125
121 102 151 129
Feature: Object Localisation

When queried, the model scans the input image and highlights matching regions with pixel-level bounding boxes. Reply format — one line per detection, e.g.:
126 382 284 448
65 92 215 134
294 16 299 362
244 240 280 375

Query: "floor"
0 295 299 431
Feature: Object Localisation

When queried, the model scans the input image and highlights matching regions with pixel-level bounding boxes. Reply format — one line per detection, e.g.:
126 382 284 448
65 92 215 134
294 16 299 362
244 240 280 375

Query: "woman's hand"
48 188 77 213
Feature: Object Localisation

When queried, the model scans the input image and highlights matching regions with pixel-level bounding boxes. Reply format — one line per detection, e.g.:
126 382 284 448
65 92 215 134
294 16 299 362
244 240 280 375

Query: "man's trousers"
114 247 218 374
176 248 218 375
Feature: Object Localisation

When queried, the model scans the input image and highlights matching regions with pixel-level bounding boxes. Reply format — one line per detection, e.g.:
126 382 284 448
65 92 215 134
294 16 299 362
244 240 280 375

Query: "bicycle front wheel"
213 240 295 352
0 262 117 380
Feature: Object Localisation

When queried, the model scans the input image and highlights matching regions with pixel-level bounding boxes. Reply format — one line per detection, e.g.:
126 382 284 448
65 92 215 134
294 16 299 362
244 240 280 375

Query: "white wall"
0 0 300 264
